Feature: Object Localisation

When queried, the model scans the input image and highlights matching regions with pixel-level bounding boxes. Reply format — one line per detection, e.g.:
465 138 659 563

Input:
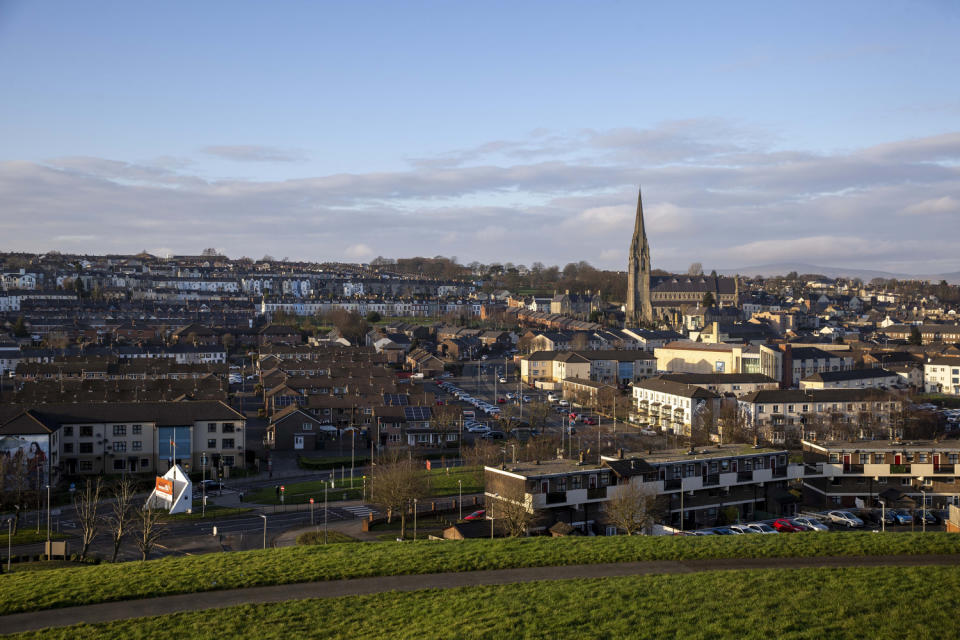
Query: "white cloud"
902 196 960 215
201 145 308 163
344 243 373 259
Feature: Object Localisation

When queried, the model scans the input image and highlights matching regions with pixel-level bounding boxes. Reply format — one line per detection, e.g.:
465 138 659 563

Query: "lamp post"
259 514 267 549
45 484 51 558
490 493 500 540
879 500 886 533
7 519 12 572
458 479 462 520
324 480 329 544
921 488 927 533
413 498 418 541
201 451 207 517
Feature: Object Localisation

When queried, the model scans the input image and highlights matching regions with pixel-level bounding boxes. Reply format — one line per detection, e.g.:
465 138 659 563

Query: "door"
843 454 851 472
294 435 304 450
934 454 941 472
895 454 902 465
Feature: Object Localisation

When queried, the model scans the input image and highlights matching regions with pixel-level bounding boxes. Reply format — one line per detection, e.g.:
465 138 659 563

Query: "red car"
773 518 803 533
582 417 597 425
497 397 506 404
463 510 486 521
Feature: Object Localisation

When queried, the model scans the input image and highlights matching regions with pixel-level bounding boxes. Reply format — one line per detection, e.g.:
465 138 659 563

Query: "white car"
746 523 778 534
522 396 531 402
791 516 828 532
728 525 753 534
827 511 864 528
498 377 507 384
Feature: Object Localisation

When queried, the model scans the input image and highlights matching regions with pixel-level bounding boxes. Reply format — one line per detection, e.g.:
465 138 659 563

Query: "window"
773 405 780 413
113 459 126 471
79 461 92 471
901 478 911 485
207 439 217 449
302 423 313 431
132 424 142 435
132 441 142 451
64 426 74 437
208 423 218 433
829 453 840 463
79 443 93 454
222 423 235 433
113 425 127 436
950 454 959 464
223 455 235 467
446 433 457 441
141 458 150 468
874 454 885 464
830 496 841 505
113 441 127 452
859 454 869 464
802 405 809 412
63 443 73 453
571 476 582 490
80 426 93 437
222 439 235 449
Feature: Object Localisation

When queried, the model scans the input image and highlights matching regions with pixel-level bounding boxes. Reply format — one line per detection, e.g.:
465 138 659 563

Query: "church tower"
626 187 653 325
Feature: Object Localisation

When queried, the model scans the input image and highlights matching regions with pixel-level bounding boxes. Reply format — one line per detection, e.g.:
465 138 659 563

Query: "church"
625 188 739 328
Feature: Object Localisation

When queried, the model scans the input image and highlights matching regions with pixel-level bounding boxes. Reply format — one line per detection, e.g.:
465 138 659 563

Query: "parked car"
711 527 736 535
772 518 804 533
746 523 778 534
498 377 507 384
691 530 716 536
200 480 223 491
522 395 531 402
582 417 597 425
482 430 506 440
891 510 913 525
827 511 865 528
923 510 942 525
728 524 754 534
791 516 829 532
463 510 486 521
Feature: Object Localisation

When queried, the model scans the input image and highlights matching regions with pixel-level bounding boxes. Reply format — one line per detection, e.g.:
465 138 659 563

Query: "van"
462 410 475 420
547 393 559 402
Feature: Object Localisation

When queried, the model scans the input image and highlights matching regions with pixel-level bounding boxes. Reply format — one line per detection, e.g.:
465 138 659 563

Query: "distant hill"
716 263 960 284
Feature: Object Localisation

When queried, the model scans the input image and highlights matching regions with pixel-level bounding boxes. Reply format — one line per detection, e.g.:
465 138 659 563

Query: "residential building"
632 377 721 436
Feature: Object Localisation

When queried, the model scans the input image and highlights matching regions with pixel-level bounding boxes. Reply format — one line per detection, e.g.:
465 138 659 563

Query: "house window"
113 459 126 471
63 443 73 453
222 439 235 449
113 425 127 436
950 454 959 464
80 426 93 437
571 476 582 489
64 426 74 437
132 441 142 451
901 478 911 486
132 424 142 435
141 458 150 468
222 423 235 433
874 454 884 464
207 423 218 433
79 443 93 454
859 454 869 464
207 439 217 448
917 453 928 463
829 454 840 463
113 441 127 452
79 461 92 471
830 496 841 505
302 423 313 431
223 455 235 467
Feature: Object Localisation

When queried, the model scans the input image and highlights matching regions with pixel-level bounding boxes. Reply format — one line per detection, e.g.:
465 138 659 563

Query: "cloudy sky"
1 1 958 274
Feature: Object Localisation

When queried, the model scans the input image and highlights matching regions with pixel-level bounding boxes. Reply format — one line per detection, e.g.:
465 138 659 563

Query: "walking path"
3 554 960 634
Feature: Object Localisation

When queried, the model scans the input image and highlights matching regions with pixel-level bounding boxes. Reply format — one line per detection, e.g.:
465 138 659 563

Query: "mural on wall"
0 434 50 484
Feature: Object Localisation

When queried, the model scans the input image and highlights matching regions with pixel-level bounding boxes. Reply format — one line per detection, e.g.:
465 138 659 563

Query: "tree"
106 478 135 562
365 311 382 323
201 247 220 257
603 482 659 535
134 502 165 560
570 332 590 351
73 478 103 561
909 325 923 345
370 453 428 538
221 333 236 352
12 316 28 338
492 483 535 537
462 440 502 483
687 263 703 276
701 291 716 308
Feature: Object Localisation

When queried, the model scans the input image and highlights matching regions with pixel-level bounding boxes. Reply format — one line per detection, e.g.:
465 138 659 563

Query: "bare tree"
603 482 660 535
73 478 103 560
688 262 704 276
370 453 428 538
718 404 751 444
106 478 135 562
493 483 534 537
462 440 501 482
134 502 165 561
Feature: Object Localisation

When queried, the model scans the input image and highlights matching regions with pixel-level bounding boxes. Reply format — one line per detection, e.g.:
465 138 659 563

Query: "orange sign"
156 477 173 497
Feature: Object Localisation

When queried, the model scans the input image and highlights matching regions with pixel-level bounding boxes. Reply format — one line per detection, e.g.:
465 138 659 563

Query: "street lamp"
413 498 418 541
458 479 462 521
6 518 11 572
45 484 51 559
490 493 500 540
921 488 927 533
324 480 329 544
879 499 886 533
259 514 268 549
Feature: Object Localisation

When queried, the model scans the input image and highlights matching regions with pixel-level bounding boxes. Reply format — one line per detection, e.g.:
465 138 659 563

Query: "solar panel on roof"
403 406 431 421
382 394 410 406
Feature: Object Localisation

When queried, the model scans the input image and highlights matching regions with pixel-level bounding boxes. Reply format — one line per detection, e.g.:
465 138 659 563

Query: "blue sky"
1 1 959 274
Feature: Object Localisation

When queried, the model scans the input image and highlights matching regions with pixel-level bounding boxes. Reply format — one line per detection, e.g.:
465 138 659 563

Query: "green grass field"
10 565 960 639
0 532 958 615
295 531 358 545
3 530 68 547
245 466 483 505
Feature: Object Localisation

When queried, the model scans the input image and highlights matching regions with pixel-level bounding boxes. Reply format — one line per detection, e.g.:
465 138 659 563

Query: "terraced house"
801 440 960 509
631 377 721 436
484 445 800 535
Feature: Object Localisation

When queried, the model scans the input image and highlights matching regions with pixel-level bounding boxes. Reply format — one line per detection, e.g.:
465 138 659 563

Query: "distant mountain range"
715 263 960 285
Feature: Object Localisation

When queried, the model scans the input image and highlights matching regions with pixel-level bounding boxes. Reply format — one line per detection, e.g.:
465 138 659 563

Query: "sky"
1 1 959 275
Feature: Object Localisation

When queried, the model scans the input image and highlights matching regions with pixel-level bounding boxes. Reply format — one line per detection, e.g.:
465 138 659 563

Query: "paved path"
3 554 960 634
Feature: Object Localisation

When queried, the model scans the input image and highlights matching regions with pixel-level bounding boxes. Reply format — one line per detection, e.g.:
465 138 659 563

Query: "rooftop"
613 444 785 464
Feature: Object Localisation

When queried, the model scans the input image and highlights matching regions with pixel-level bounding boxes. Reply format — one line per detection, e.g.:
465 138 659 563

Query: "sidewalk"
3 554 960 634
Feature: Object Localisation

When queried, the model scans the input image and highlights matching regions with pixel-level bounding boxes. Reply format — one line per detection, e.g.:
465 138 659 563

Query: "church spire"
626 186 653 325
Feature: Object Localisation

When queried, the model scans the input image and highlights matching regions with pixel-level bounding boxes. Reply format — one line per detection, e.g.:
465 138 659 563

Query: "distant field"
246 466 482 505
0 532 958 615
12 566 960 639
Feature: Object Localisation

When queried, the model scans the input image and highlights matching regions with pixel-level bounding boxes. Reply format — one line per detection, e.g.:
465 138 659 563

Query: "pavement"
2 554 960 634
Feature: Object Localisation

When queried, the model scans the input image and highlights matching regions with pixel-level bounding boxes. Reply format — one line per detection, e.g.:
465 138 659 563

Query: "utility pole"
324 480 328 544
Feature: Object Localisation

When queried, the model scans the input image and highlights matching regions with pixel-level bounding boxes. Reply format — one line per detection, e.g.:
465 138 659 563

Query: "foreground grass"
11 566 960 639
0 532 958 615
296 531 358 545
